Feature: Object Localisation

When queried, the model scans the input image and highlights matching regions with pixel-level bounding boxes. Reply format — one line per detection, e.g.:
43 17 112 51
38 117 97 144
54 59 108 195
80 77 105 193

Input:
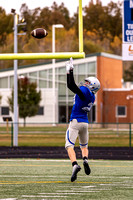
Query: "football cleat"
71 164 81 182
83 159 91 175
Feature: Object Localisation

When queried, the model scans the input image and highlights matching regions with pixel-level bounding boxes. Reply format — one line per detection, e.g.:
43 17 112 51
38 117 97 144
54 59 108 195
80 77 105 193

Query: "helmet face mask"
84 77 100 94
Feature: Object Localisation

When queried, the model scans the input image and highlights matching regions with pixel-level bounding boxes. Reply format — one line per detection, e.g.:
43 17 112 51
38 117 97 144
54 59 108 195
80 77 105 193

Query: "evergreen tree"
8 77 41 126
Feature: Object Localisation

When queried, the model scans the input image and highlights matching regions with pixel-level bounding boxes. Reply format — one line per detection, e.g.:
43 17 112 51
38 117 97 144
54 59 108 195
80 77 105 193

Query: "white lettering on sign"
126 24 133 42
130 0 133 8
127 36 133 41
126 30 133 35
127 24 133 29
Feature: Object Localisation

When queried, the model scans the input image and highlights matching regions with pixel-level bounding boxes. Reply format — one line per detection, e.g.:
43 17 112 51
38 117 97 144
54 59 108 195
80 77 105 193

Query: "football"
31 28 48 39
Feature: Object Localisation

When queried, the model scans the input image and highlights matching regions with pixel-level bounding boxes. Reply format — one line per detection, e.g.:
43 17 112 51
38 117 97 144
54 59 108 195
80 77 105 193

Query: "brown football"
31 28 48 39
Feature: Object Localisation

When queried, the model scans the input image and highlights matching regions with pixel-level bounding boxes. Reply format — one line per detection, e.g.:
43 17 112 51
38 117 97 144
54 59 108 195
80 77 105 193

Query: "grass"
0 159 133 200
0 125 132 147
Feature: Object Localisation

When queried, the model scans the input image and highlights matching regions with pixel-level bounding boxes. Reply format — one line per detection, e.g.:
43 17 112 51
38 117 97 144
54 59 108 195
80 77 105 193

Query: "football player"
65 58 100 182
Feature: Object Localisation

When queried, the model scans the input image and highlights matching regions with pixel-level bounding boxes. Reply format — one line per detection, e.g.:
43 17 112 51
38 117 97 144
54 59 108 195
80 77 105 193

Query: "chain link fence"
0 122 132 147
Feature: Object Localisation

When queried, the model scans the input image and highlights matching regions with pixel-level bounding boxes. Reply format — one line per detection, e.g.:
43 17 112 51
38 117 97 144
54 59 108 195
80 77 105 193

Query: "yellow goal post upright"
0 0 85 60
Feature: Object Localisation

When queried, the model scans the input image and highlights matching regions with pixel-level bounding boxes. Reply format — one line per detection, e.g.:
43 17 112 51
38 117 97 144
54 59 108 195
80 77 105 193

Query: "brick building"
103 89 133 123
96 53 123 123
96 53 133 123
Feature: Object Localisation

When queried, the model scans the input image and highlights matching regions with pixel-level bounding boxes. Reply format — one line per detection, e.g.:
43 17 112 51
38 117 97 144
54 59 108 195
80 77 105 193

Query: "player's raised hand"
66 57 74 73
70 57 73 66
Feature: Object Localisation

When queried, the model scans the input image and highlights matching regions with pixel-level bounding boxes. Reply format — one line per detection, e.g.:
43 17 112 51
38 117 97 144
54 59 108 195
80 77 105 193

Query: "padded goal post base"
0 52 85 60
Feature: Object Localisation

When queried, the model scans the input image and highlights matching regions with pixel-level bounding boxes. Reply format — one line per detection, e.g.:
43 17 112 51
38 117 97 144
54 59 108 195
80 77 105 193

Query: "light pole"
11 9 18 146
11 9 26 146
52 24 64 125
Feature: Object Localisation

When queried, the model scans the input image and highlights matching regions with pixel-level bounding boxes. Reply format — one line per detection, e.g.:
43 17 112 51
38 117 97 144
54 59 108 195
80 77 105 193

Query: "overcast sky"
0 0 122 16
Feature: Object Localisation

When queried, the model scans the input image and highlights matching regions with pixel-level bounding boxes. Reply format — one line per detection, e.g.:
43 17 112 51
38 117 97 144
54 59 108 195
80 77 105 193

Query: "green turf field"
0 159 133 200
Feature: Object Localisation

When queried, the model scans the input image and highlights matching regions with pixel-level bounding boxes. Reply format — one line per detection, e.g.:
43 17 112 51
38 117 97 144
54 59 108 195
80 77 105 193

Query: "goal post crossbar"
0 52 85 60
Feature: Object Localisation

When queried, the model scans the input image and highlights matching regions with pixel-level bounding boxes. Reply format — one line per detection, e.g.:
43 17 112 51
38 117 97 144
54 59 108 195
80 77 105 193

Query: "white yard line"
0 159 133 163
0 175 69 178
0 159 70 162
0 199 17 200
22 195 67 198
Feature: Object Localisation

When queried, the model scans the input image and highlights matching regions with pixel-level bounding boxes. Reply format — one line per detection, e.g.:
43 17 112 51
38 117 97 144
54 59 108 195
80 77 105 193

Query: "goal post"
79 0 83 53
0 0 85 60
0 52 85 60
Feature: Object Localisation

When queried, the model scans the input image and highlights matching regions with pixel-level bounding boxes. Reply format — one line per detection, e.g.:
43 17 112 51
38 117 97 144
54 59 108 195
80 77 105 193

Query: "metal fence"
0 122 132 147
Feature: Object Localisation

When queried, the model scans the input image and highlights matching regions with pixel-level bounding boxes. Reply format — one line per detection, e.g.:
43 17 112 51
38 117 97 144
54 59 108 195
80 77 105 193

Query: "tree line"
0 0 122 69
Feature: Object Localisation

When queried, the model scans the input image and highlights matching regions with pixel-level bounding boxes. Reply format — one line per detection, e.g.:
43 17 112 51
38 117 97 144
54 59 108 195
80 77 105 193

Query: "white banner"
122 43 133 60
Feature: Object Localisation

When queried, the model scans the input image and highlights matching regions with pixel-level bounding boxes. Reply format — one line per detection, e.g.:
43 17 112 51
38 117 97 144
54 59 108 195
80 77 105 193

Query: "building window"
39 80 47 88
37 106 44 115
29 72 37 77
39 70 47 78
78 63 86 74
59 105 73 123
1 106 9 115
87 62 96 74
0 77 8 88
116 106 126 117
10 76 14 88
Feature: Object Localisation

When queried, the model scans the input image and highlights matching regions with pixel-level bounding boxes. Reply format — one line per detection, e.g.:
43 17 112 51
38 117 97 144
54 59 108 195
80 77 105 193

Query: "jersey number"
82 102 93 112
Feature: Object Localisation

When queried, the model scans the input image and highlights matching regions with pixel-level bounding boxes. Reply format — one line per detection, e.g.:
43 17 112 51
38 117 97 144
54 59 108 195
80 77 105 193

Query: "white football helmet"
84 76 100 94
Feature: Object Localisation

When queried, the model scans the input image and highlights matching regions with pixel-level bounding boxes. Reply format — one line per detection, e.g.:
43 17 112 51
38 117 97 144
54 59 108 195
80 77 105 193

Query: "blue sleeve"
80 86 95 103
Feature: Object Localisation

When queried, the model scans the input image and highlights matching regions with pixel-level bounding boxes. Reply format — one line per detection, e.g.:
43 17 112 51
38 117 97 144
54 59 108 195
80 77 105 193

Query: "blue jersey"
70 86 95 123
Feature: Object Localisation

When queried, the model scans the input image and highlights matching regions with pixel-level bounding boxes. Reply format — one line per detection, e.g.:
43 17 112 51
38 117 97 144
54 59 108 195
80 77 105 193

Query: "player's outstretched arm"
66 58 85 100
